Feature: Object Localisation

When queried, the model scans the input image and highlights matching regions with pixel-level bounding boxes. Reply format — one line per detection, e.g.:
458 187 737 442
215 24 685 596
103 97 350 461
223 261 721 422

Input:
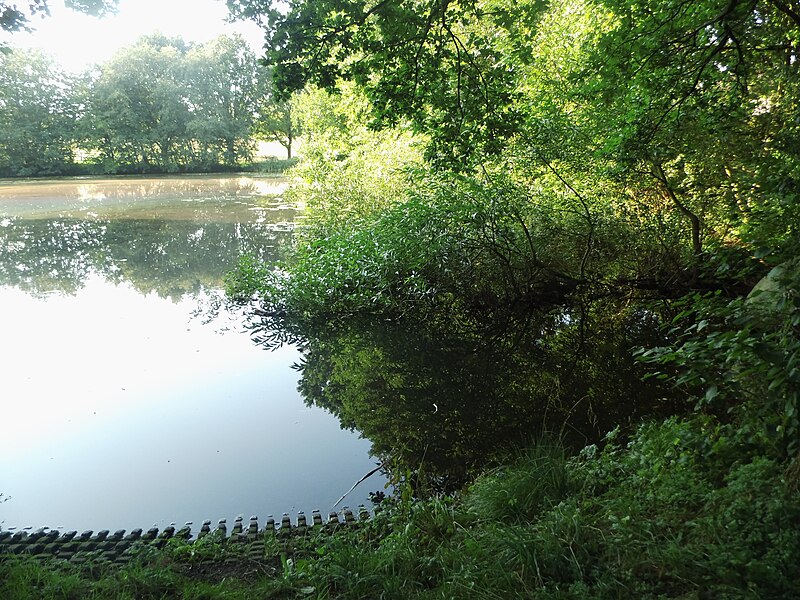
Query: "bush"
638 261 800 456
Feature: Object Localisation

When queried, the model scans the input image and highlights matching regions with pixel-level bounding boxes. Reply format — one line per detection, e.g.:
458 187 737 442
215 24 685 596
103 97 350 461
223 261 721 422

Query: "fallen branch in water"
331 463 386 510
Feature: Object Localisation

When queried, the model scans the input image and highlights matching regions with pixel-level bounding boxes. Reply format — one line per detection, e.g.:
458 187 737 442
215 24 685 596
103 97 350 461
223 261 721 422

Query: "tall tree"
87 35 192 171
0 48 78 175
254 92 298 159
228 0 534 167
83 34 266 172
583 0 800 263
184 34 265 166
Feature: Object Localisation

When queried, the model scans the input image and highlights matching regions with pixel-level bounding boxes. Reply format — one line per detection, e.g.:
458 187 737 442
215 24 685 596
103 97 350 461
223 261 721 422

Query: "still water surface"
0 175 381 534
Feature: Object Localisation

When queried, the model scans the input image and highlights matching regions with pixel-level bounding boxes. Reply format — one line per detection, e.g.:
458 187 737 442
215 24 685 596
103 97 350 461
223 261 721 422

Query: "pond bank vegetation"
3 0 800 595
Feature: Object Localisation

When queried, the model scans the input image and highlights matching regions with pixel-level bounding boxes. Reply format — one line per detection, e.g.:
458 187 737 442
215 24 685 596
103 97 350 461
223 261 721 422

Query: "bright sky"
7 0 266 72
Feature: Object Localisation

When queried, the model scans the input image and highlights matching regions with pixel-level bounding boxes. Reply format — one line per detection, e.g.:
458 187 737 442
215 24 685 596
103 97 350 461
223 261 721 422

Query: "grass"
2 415 798 599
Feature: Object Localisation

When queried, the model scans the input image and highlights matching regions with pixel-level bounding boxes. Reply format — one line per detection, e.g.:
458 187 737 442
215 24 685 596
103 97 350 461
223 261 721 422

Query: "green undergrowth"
302 417 799 599
2 415 797 599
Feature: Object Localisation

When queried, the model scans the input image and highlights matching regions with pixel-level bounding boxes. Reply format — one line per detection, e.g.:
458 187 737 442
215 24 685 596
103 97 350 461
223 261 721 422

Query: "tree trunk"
652 162 702 258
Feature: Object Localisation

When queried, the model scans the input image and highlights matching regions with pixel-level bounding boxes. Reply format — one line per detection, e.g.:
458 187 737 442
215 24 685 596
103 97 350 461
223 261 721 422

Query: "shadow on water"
244 305 682 493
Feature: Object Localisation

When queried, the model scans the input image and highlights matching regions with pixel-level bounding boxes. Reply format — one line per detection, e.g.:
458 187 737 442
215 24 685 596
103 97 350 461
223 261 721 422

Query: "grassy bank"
3 414 797 599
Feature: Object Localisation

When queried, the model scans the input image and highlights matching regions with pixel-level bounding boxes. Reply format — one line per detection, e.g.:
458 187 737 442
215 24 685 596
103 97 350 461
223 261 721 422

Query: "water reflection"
0 175 381 533
0 281 380 533
0 217 292 300
0 176 295 299
295 323 533 488
0 175 297 220
246 308 677 492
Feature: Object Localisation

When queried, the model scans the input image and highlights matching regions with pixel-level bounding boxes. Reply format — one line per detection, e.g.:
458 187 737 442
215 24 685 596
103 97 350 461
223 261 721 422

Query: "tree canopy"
0 33 286 175
227 0 800 474
230 0 800 286
0 48 78 175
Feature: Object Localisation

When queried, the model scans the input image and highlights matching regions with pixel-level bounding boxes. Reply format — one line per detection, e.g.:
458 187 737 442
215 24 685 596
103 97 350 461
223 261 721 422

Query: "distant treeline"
0 34 292 177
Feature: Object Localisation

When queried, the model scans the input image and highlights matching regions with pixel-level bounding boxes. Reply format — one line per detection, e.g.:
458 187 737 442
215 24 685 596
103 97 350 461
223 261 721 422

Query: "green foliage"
581 0 800 263
0 49 79 176
254 83 300 159
0 556 86 599
638 262 800 455
0 32 290 176
464 440 572 524
228 0 797 465
286 84 422 228
246 157 299 174
227 84 423 313
229 0 538 168
0 539 294 599
553 418 800 597
228 127 684 480
2 417 798 598
0 0 117 34
277 418 800 598
236 164 652 327
233 0 800 265
85 33 265 173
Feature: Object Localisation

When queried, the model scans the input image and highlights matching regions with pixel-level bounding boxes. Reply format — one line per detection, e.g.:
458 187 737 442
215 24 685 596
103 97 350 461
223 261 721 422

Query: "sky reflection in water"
0 176 381 533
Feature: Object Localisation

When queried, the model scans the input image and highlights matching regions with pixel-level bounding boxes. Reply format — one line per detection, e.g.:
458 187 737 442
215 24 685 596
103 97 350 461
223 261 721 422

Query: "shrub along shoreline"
0 157 299 180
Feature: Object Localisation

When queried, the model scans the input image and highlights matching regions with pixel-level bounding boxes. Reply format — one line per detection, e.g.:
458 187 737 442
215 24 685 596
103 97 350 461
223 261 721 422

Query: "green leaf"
705 384 719 403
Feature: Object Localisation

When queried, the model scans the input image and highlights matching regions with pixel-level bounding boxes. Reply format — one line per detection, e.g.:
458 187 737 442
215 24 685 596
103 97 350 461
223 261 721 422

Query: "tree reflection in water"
245 308 681 493
0 213 294 299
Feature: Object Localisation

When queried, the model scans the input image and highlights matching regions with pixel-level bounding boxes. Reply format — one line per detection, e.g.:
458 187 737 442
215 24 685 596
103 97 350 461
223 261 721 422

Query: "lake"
0 174 382 535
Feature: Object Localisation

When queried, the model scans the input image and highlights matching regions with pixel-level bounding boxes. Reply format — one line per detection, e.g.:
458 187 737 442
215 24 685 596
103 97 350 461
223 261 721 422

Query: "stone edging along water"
0 507 371 564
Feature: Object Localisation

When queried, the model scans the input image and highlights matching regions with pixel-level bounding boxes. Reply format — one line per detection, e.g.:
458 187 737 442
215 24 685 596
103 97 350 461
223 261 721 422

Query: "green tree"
284 83 422 232
0 48 78 175
87 35 193 172
254 91 298 159
570 0 800 265
184 34 265 166
83 33 266 172
228 0 530 168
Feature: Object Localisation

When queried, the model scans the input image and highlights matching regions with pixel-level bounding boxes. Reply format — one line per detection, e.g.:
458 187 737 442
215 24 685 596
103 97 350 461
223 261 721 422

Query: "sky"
7 0 266 72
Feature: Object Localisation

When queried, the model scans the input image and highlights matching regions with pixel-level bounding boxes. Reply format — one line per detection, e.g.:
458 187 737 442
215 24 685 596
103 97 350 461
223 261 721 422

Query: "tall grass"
464 439 572 523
